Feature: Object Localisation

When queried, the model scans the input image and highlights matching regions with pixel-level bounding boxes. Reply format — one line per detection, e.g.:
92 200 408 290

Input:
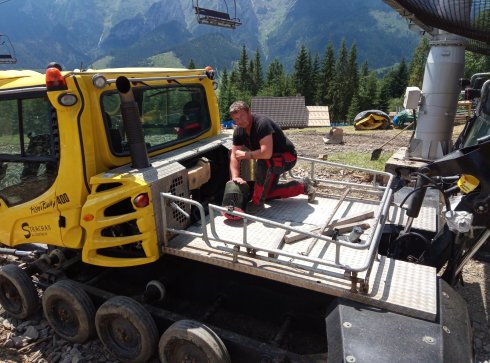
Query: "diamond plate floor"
165 193 438 321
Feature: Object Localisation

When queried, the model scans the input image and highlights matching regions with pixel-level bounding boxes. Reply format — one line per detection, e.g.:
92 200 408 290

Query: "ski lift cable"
216 0 237 19
193 0 232 14
223 0 229 15
222 0 239 19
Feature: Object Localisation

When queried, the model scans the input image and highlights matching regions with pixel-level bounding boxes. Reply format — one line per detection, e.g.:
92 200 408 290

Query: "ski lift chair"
0 34 17 64
0 54 16 64
193 0 242 29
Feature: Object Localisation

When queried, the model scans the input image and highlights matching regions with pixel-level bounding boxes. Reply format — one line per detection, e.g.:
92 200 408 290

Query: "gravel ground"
456 260 490 362
287 126 414 158
0 125 488 362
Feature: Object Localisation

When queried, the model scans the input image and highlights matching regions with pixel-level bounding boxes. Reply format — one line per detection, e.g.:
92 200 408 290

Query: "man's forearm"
230 156 240 179
247 148 272 160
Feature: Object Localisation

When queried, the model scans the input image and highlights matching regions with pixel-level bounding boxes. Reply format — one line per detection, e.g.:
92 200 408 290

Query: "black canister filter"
221 181 249 220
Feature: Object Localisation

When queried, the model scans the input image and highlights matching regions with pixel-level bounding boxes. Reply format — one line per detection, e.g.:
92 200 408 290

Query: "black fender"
325 279 473 363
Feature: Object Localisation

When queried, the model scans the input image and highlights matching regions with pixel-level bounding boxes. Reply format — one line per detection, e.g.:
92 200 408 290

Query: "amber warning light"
205 66 216 80
46 67 68 91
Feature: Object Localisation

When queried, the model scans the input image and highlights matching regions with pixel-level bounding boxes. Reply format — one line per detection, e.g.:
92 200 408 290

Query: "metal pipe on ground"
0 247 34 257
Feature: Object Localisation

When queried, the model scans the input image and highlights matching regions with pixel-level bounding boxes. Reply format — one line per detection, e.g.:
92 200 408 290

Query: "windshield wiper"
138 80 198 98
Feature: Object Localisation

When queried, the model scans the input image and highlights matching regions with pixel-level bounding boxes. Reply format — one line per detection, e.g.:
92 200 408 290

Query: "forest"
210 38 490 123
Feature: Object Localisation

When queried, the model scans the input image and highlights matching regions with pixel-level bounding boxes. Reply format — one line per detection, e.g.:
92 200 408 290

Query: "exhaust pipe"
116 76 150 169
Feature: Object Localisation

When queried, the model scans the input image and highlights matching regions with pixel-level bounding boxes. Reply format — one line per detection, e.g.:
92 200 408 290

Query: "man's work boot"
303 177 316 203
246 201 265 214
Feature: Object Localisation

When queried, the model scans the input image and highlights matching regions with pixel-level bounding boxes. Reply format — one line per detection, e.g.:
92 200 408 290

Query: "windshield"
101 84 211 155
0 92 58 206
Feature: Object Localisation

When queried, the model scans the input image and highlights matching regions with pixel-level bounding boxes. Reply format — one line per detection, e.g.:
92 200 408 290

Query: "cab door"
0 91 62 247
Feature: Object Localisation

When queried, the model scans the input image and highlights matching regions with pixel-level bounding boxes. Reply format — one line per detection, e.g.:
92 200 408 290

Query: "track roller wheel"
145 280 166 303
42 280 95 343
0 264 39 319
95 296 158 363
158 320 231 363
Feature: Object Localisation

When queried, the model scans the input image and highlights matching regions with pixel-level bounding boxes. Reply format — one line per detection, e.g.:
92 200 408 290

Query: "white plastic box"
404 87 421 109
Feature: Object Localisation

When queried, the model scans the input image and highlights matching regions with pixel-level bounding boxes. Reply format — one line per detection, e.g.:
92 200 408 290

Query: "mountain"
0 0 419 71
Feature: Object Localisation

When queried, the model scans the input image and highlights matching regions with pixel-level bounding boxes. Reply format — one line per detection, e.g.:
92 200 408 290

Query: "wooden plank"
301 189 350 255
324 222 370 235
329 210 374 228
267 230 287 258
285 210 374 244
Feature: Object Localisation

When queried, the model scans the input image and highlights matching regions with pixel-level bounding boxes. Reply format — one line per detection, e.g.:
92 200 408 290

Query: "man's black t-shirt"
232 114 296 154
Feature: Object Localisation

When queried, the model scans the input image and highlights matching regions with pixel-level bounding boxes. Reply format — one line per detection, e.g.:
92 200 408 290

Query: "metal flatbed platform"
162 190 439 321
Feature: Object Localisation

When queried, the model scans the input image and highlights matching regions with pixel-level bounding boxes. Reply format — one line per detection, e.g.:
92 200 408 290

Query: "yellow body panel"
0 187 62 246
0 66 221 267
0 70 44 87
80 174 159 267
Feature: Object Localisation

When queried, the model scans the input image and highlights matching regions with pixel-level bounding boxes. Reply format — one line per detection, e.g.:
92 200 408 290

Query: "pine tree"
230 67 239 85
227 67 244 107
392 58 409 98
331 39 349 122
218 67 230 120
382 67 398 99
283 74 297 96
408 38 430 88
238 45 250 92
249 59 256 95
265 59 284 85
252 49 263 95
357 61 371 112
320 42 335 107
311 53 321 105
346 43 359 109
304 51 315 104
365 72 379 110
261 59 285 96
187 59 196 69
261 59 297 97
347 94 361 123
377 80 390 112
360 60 369 80
293 45 312 101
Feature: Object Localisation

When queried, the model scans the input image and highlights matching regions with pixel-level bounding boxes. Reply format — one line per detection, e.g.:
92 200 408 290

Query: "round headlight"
92 74 107 89
58 93 78 106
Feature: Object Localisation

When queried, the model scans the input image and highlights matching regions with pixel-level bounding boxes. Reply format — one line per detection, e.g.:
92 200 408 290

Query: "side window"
463 113 490 148
0 94 58 206
102 85 211 155
102 93 124 153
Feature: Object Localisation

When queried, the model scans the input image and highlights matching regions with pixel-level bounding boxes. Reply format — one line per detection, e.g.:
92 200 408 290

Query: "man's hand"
232 177 247 184
234 149 249 160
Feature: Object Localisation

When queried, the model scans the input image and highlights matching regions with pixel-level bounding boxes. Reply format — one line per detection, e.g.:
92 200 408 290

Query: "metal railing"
160 157 394 292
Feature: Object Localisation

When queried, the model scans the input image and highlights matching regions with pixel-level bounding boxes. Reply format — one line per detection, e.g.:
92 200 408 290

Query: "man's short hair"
229 101 250 114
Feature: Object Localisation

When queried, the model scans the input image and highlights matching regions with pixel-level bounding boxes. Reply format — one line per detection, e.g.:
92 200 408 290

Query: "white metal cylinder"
407 33 466 160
